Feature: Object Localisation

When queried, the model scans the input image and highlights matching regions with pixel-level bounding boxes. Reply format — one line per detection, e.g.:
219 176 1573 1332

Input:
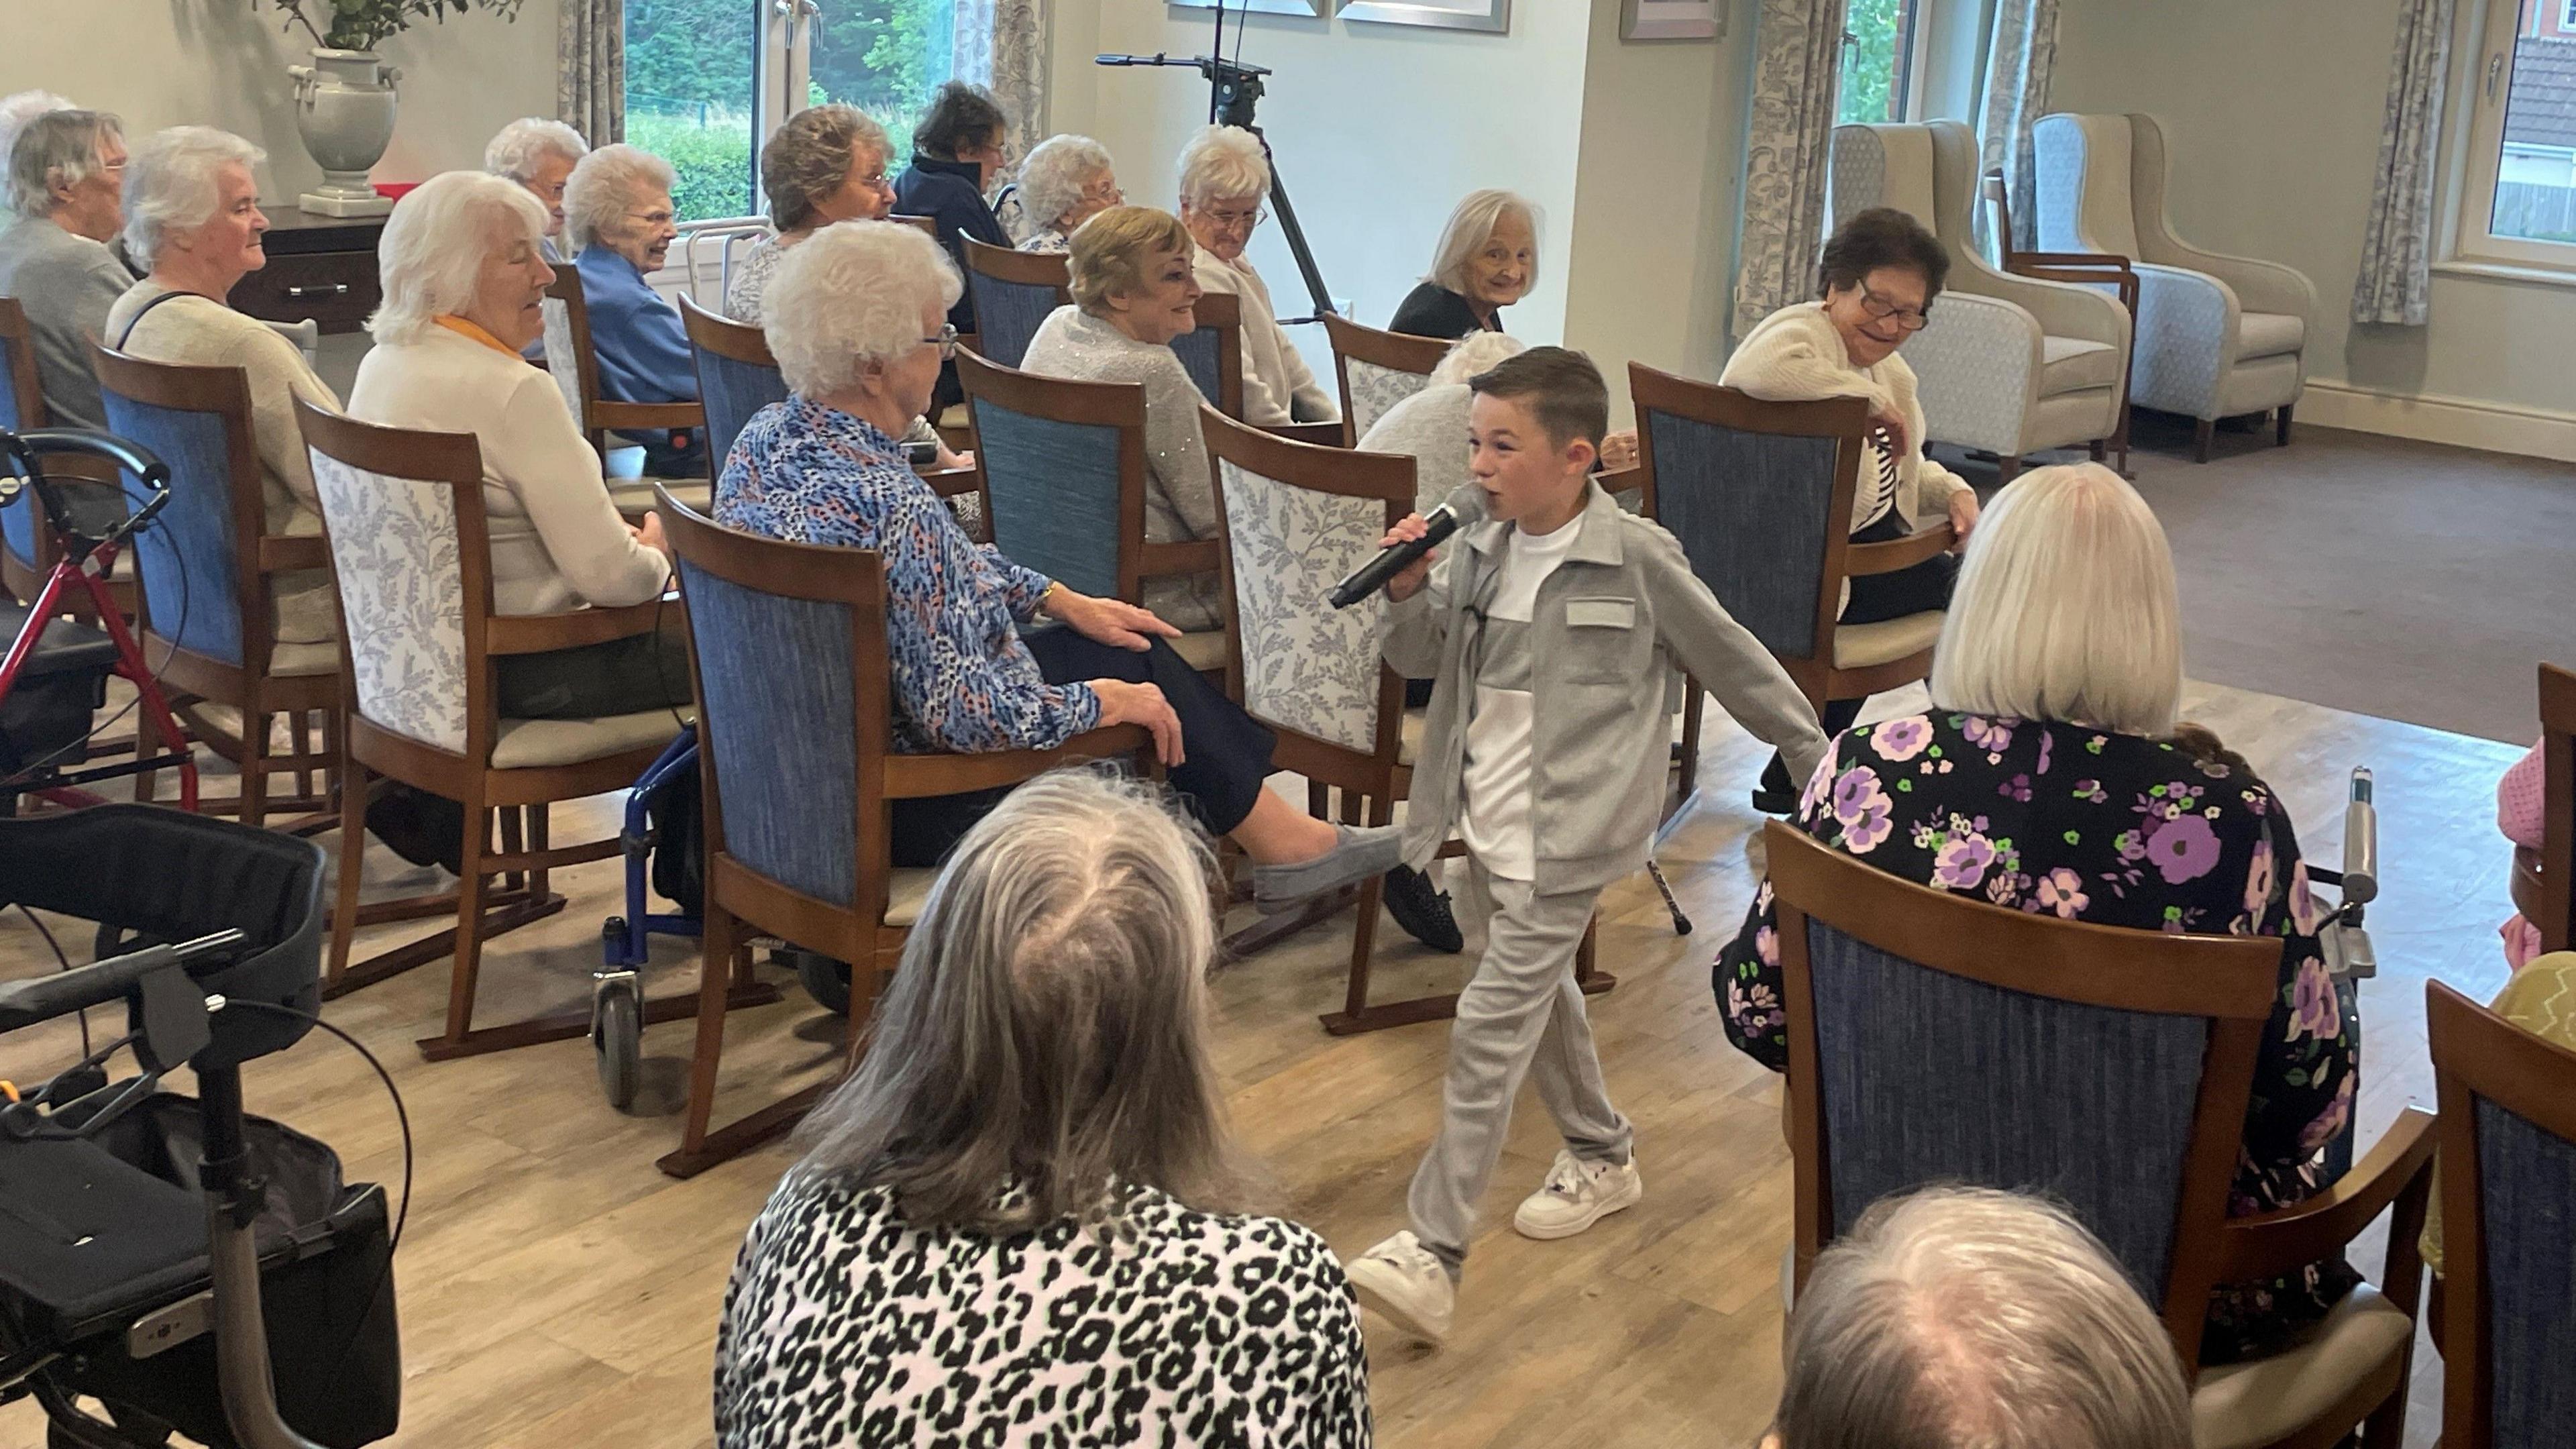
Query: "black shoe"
364 784 465 875
1750 787 1798 816
1382 866 1464 953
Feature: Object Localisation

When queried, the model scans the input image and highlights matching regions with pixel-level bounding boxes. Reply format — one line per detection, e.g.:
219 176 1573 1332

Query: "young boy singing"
1342 348 1831 1343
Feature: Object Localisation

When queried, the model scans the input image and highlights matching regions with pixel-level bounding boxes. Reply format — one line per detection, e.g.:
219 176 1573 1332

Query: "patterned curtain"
1732 0 1851 341
558 0 625 145
955 0 1049 167
2352 0 2456 326
1975 0 2058 258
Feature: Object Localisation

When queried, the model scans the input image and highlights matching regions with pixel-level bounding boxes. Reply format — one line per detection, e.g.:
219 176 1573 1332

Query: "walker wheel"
593 977 642 1110
793 951 854 1016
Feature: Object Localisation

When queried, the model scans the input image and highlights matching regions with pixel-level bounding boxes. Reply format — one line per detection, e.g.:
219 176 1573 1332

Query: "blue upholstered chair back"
96 384 246 668
678 559 862 907
0 319 36 575
2475 1097 2576 1438
1804 920 2214 1304
694 345 788 476
972 400 1125 602
964 274 1063 370
1644 410 1840 661
1170 325 1225 411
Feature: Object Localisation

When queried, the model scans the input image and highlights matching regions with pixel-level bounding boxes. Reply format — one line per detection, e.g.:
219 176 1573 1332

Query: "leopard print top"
714 1171 1373 1447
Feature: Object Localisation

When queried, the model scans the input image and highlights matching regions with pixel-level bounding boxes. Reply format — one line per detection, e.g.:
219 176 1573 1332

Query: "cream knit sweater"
1718 301 1968 533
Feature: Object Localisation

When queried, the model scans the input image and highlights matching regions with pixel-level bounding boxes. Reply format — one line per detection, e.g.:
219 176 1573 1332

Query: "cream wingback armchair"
2031 113 2316 462
1829 121 2131 485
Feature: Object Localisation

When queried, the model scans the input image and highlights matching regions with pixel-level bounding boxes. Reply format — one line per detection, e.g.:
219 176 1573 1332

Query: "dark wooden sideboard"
229 209 383 335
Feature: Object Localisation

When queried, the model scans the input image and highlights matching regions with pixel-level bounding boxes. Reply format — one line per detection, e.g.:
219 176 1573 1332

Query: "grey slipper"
1251 824 1404 912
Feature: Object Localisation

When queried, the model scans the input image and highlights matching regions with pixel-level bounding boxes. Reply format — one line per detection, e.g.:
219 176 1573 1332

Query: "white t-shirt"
1459 518 1582 880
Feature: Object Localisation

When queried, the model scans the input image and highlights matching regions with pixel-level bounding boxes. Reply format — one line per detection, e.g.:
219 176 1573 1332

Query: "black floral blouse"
1715 711 2362 1363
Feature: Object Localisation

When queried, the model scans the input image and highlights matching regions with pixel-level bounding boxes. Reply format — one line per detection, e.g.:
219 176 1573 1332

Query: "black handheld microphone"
1329 485 1486 609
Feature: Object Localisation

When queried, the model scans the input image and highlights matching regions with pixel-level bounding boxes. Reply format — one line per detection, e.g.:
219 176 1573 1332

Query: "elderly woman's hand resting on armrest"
1038 584 1187 765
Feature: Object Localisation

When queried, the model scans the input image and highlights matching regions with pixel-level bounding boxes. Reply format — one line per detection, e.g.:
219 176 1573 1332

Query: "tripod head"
1095 53 1271 131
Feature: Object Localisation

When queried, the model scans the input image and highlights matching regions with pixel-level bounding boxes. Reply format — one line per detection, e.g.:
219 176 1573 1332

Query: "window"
1837 0 1926 127
2455 0 2576 268
625 0 960 223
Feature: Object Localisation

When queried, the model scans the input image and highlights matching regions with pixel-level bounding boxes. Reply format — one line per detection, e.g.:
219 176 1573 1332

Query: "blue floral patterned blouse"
1715 710 2361 1362
714 398 1102 754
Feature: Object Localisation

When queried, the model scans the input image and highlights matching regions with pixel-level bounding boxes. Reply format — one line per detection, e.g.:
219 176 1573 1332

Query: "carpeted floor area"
1940 412 2576 745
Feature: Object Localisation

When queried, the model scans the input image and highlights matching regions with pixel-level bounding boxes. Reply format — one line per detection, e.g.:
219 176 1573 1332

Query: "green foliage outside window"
1836 0 1909 127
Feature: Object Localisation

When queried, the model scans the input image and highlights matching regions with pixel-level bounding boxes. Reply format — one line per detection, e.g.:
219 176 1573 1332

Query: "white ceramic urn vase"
287 48 400 217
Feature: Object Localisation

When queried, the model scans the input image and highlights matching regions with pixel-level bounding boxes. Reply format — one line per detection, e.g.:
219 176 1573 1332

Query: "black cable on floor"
213 998 414 1252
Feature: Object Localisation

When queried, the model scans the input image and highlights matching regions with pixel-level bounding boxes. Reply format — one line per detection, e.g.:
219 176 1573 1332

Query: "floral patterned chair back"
1214 451 1402 756
1324 315 1449 445
302 420 472 756
537 281 590 434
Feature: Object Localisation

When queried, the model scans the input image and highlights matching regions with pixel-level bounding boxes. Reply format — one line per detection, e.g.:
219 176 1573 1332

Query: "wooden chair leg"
2115 403 2133 477
497 806 525 895
674 903 739 1160
2275 402 2294 447
1678 684 1705 802
436 796 492 1047
1995 454 2022 486
2193 417 2215 463
527 803 550 897
239 712 270 832
2089 438 2106 462
132 703 158 803
326 755 369 991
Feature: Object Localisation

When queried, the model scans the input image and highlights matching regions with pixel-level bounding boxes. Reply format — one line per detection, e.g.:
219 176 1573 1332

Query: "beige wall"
2049 0 2576 420
2 0 562 203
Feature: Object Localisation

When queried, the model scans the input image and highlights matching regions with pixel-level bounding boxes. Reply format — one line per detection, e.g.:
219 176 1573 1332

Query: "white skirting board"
2294 378 2576 465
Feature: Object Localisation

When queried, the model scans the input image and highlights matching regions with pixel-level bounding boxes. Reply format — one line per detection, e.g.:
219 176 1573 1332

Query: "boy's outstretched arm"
1644 531 1832 789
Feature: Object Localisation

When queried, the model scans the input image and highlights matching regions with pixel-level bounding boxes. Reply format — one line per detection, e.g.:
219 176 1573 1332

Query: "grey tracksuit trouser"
1407 857 1634 1274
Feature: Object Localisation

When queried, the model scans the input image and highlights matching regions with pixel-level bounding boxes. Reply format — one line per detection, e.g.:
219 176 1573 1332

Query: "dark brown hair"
914 80 1006 161
1818 206 1950 302
1468 345 1609 451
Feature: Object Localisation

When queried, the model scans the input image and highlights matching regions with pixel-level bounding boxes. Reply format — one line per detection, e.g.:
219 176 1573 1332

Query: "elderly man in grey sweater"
0 105 133 431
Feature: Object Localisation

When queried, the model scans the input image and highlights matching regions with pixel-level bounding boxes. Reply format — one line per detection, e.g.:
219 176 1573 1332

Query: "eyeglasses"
922 323 958 360
1202 205 1267 233
627 208 677 227
1857 284 1932 330
1080 179 1125 204
853 171 894 193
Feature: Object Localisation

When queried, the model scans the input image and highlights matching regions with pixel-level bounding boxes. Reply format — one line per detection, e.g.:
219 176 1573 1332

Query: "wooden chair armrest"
2511 845 2542 920
918 465 981 499
258 535 331 572
590 401 706 432
1845 521 1955 576
881 724 1151 798
1595 465 1643 496
2010 250 2135 274
1138 539 1223 578
2214 1106 2438 1283
1263 421 1346 447
483 595 678 655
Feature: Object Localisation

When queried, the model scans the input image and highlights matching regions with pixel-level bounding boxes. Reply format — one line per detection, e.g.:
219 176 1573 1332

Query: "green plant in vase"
260 0 528 54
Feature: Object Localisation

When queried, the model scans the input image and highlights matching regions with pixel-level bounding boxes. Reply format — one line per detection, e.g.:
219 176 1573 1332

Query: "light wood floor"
0 679 2524 1448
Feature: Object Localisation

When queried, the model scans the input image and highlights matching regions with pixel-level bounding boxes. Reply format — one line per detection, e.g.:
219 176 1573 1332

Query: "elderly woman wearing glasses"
725 105 896 323
564 142 702 476
1719 205 1982 812
1011 133 1120 254
715 220 1401 896
1175 125 1334 427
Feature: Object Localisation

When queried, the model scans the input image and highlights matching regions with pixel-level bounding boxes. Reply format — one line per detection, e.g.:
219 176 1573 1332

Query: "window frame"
2447 0 2576 274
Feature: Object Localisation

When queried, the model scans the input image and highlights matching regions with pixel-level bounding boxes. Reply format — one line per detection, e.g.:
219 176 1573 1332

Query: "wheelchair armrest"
482 595 678 655
1845 522 1955 576
1138 539 1222 578
2214 1106 2436 1285
881 724 1152 798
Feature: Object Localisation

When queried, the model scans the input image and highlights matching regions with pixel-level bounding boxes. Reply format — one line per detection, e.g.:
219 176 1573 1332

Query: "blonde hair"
763 219 961 396
561 142 676 252
1776 1187 2192 1449
1929 462 2182 737
1428 331 1527 386
1175 125 1269 208
792 769 1256 1233
1428 188 1541 296
1067 205 1193 313
370 171 549 347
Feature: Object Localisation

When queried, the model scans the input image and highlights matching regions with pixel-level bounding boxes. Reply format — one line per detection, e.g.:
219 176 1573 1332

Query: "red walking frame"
0 427 198 812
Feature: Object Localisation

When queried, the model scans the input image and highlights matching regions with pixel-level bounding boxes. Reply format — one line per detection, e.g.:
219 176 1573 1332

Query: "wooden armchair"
1322 315 1449 447
539 268 713 517
2511 663 2573 955
2 298 133 621
1985 166 2141 474
958 237 1070 371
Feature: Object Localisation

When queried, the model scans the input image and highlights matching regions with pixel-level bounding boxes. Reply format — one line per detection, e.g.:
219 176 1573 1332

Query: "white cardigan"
347 326 670 616
1718 301 1968 533
1192 251 1336 427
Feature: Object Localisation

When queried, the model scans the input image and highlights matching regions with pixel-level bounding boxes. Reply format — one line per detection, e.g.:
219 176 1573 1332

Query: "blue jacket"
574 245 698 406
894 154 1008 332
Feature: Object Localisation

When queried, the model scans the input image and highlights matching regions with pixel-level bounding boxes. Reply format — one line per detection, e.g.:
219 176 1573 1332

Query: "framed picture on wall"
1621 0 1722 40
1169 0 1328 15
1334 0 1510 33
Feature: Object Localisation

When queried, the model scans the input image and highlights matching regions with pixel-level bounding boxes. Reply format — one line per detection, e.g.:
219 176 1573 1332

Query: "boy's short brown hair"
1468 346 1609 452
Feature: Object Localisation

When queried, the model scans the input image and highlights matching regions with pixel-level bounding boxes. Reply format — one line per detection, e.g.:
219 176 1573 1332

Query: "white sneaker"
1344 1231 1454 1344
1512 1148 1644 1240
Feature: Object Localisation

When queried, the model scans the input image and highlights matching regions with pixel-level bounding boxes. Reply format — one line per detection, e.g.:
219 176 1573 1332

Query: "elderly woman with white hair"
1173 125 1332 428
482 116 588 258
715 219 1396 894
716 771 1371 1446
0 105 133 431
1768 1187 2192 1449
105 126 339 646
724 104 896 324
1715 462 2361 1366
1390 189 1538 340
1010 132 1119 254
564 142 702 476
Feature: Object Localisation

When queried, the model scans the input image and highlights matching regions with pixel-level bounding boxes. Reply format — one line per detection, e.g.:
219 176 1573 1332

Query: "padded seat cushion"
1833 610 1944 670
2039 335 2123 394
2191 1286 2410 1449
268 639 339 678
1399 706 1425 767
883 868 934 929
2236 311 2305 362
490 706 695 770
1172 631 1230 673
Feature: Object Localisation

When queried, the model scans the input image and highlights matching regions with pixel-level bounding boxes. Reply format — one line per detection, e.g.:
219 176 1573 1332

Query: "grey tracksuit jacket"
1383 480 1832 896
